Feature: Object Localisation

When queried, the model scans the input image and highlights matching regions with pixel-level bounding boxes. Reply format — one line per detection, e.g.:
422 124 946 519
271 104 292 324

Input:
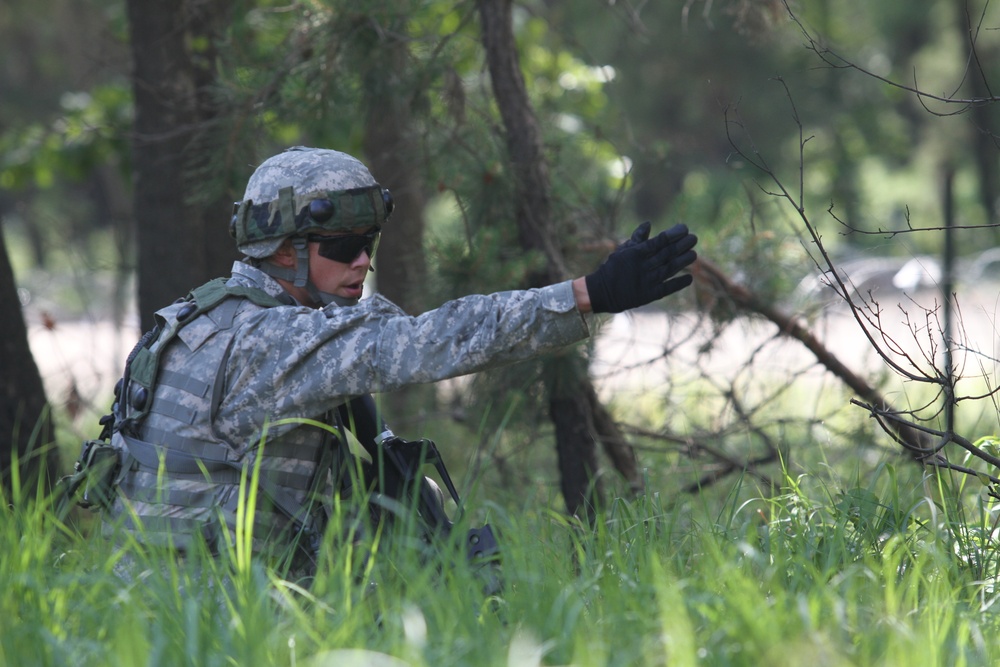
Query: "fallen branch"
689 256 933 458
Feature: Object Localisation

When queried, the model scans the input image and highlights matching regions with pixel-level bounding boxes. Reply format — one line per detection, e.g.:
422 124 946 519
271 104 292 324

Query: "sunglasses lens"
313 230 380 263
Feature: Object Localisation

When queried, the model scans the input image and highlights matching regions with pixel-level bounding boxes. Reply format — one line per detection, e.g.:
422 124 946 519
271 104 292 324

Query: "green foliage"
6 456 1000 667
5 12 1000 665
429 225 546 301
6 0 999 268
0 84 132 192
1 81 133 277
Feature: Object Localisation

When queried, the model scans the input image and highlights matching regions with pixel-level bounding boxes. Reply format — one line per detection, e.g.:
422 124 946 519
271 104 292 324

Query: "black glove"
584 221 697 314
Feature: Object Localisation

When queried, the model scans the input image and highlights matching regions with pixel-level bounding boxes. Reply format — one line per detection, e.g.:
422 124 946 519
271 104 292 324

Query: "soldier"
101 146 697 577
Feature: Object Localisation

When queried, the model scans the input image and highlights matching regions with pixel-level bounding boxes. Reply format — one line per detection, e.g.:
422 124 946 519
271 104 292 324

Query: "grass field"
3 457 1000 667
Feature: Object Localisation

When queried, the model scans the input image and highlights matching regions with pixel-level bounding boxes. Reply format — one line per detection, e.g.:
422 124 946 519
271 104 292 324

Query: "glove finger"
670 231 698 256
646 235 698 269
660 223 690 243
651 274 694 301
646 249 698 283
641 226 695 256
627 221 652 246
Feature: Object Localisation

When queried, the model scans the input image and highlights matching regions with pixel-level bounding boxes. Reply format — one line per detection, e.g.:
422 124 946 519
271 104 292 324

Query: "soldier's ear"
269 239 297 268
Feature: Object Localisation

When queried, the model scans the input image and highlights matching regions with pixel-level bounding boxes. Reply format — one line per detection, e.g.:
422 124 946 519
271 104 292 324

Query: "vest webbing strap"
120 514 213 540
128 466 243 485
119 480 221 510
140 426 320 472
126 431 316 492
116 277 340 550
121 278 285 430
158 369 211 398
123 433 233 474
148 395 198 425
122 430 335 539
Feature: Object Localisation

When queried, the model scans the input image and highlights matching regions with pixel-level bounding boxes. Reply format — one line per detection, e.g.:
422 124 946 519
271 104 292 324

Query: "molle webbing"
123 432 234 475
122 431 330 532
120 279 284 432
114 277 338 552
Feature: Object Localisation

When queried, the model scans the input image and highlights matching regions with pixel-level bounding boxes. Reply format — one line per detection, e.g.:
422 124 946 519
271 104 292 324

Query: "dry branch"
689 256 933 458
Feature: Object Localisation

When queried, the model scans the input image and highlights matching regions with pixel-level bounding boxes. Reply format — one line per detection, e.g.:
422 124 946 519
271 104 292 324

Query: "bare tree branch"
781 0 1000 113
723 5 1000 492
691 255 935 458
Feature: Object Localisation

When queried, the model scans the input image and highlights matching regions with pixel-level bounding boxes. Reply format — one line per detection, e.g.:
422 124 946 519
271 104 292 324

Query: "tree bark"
948 0 999 229
361 40 429 316
476 1 566 287
126 0 238 331
360 19 436 423
477 0 642 519
0 221 56 495
962 53 999 227
545 351 604 518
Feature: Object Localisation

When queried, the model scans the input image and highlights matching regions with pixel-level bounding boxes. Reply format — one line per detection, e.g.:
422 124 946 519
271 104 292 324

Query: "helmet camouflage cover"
232 146 393 258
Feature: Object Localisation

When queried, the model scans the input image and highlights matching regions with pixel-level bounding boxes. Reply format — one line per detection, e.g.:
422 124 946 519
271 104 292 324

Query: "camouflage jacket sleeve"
219 274 591 429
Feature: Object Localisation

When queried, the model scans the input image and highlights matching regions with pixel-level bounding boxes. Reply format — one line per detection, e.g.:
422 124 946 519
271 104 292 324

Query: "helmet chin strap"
258 237 360 308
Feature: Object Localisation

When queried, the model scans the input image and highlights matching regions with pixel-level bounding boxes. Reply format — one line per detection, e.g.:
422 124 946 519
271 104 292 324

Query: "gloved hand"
584 221 697 314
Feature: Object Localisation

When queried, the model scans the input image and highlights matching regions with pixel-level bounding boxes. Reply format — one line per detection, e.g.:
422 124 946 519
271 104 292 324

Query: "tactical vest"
103 278 341 563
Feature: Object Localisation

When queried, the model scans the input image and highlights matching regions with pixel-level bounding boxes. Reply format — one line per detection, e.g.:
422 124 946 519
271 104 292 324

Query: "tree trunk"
959 42 999 226
545 351 604 519
126 0 238 331
476 1 566 286
477 0 642 519
0 221 56 495
360 20 435 423
361 47 429 315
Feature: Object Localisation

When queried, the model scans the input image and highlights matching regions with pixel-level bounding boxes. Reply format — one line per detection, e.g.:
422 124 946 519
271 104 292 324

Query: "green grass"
3 459 1000 667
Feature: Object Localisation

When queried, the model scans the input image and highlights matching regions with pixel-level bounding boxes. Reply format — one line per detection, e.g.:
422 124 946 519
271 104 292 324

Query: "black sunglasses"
306 228 381 264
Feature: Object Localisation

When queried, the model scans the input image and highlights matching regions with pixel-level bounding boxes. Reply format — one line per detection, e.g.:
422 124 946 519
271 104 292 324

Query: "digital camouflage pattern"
105 260 591 564
233 147 390 258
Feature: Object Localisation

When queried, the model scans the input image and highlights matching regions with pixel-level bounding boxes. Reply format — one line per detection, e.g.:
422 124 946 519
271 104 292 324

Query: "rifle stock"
374 432 501 568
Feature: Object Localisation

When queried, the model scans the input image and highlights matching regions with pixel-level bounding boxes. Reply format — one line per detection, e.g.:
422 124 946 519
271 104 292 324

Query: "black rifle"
372 431 500 565
339 397 501 571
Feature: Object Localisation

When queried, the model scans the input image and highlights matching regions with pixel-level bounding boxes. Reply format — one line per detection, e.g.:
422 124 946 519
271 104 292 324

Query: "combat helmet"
230 146 394 305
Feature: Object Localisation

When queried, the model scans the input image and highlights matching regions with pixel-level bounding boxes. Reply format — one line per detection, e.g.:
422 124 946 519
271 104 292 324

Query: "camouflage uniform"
105 258 590 563
100 146 697 575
